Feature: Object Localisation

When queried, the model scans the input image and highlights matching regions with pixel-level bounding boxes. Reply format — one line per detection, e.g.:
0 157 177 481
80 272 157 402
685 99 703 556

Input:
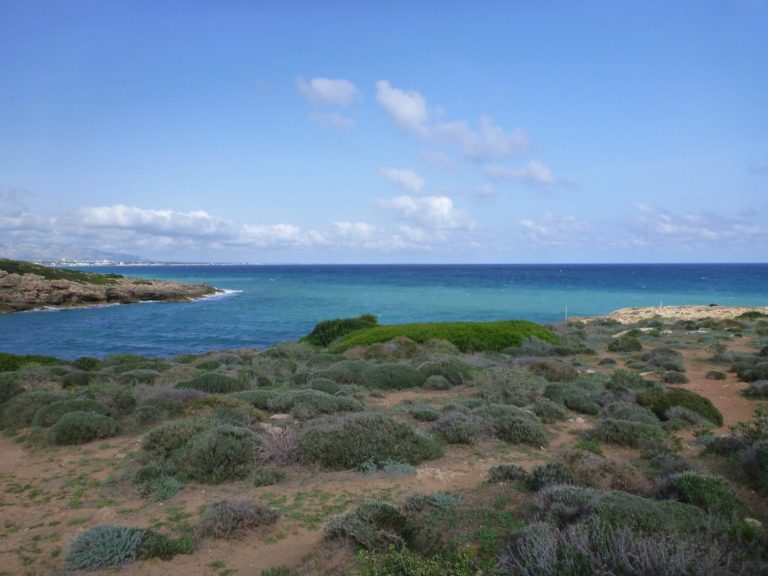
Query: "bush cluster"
301 314 378 347
473 404 548 447
544 383 600 415
432 411 481 444
174 372 249 393
196 499 278 540
47 411 120 445
637 388 723 426
324 500 411 550
607 333 643 353
32 398 110 427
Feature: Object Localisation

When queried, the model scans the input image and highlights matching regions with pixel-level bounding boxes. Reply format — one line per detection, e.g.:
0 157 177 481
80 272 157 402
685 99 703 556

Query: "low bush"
409 406 440 422
707 370 727 380
0 372 22 406
47 411 120 445
116 369 160 386
184 395 263 426
487 463 529 484
606 368 651 393
141 417 210 461
66 524 145 571
743 380 768 399
663 406 714 430
432 411 481 444
429 491 462 508
657 471 746 517
0 351 61 372
305 377 341 394
251 467 287 487
558 449 650 493
311 360 368 384
174 372 249 394
514 358 578 382
32 398 110 427
642 347 684 371
599 402 660 426
176 424 260 483
301 314 378 347
418 357 472 386
266 389 363 419
196 499 278 540
298 414 443 469
738 440 768 494
357 546 475 576
324 500 411 550
228 389 279 410
476 366 543 406
330 320 557 353
474 404 548 447
664 370 690 384
637 388 723 426
422 374 451 390
527 462 572 490
133 461 181 500
735 360 768 382
607 333 643 353
1 389 64 429
138 530 195 561
531 397 568 423
61 370 94 388
360 363 426 389
543 383 600 415
587 418 665 449
498 521 733 576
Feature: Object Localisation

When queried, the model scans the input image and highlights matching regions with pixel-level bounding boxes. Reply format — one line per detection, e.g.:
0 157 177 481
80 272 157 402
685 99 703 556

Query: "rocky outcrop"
0 270 218 313
583 305 768 324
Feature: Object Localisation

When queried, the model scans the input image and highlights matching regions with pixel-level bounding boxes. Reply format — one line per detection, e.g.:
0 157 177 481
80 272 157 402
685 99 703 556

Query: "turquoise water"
1 264 766 359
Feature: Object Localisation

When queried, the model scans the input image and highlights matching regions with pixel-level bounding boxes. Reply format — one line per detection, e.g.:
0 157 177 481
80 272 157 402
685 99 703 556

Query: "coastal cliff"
0 259 217 313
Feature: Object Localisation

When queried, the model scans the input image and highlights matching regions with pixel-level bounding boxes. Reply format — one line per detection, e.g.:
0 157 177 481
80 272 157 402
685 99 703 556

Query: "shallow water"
1 263 766 358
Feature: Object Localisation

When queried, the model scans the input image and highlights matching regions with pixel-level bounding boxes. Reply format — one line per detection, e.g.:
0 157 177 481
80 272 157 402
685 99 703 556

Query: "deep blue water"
0 264 766 359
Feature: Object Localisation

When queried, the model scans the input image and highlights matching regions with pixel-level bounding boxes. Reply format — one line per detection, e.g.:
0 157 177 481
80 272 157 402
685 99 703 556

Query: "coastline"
580 305 768 324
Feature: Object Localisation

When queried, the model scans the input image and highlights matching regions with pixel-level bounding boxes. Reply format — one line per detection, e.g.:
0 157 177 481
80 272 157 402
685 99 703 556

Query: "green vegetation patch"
330 320 556 353
0 258 123 285
301 314 378 347
47 411 120 445
637 388 723 426
174 372 249 393
0 351 63 372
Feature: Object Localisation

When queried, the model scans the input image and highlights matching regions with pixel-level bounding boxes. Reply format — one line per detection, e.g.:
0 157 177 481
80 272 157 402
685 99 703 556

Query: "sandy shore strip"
576 305 768 324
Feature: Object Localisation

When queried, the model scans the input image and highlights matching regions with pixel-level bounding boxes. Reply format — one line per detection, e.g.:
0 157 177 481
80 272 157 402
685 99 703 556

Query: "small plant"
527 462 572 491
359 459 417 476
432 411 481 444
544 383 600 415
637 388 723 426
657 471 746 517
66 524 145 570
324 500 411 550
174 372 249 393
663 371 689 384
360 363 426 389
706 370 727 380
176 424 260 483
474 404 549 446
587 418 665 449
487 463 529 484
429 491 462 508
531 397 568 423
607 333 643 353
251 467 287 487
196 499 278 540
409 406 440 422
47 411 120 445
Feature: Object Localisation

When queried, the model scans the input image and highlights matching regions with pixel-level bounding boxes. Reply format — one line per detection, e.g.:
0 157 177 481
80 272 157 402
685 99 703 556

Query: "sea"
1 263 766 359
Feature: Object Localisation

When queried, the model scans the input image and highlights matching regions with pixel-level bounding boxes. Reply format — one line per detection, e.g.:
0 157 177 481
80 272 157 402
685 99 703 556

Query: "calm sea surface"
1 264 766 359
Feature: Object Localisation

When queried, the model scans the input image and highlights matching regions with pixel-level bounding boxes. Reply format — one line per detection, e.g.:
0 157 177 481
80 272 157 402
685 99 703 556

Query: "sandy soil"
590 305 768 324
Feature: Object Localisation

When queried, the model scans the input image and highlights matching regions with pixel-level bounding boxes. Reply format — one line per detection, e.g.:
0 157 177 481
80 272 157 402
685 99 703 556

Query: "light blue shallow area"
0 264 766 359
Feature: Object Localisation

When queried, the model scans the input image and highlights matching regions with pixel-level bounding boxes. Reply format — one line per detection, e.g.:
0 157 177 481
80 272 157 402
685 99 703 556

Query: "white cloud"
375 80 429 134
379 168 424 193
308 111 355 130
332 221 377 241
72 205 232 238
378 195 477 230
484 160 557 186
296 76 361 106
519 213 595 247
375 81 528 161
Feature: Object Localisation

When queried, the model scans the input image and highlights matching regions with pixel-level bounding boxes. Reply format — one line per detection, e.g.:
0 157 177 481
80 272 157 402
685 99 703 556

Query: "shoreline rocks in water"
0 260 218 313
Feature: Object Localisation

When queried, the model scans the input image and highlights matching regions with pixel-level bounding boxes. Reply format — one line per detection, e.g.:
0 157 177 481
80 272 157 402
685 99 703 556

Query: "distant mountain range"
0 243 142 263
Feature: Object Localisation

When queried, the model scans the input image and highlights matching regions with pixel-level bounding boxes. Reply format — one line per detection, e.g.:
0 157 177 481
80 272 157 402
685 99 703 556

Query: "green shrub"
429 491 461 508
360 363 426 389
229 389 279 410
183 395 263 425
330 320 557 353
133 461 179 498
47 411 120 445
663 371 689 384
409 406 440 422
532 397 568 423
72 356 102 371
196 499 278 540
658 471 746 517
588 418 665 449
138 530 195 560
637 388 723 426
140 417 210 461
744 380 768 398
418 358 472 386
474 404 548 447
251 467 287 487
324 500 411 550
1 389 64 429
706 370 727 380
66 524 144 570
737 361 768 382
116 369 160 386
607 334 643 353
266 389 363 419
0 372 22 405
433 411 481 444
515 358 578 382
298 414 443 469
558 449 649 493
476 366 543 406
61 370 94 388
606 369 650 392
527 462 572 490
422 374 451 390
312 360 369 384
663 406 713 430
301 314 378 347
0 351 62 372
32 398 110 427
642 347 684 371
175 372 249 393
487 463 529 483
599 402 660 426
357 546 475 576
306 377 341 394
543 383 600 415
176 425 259 483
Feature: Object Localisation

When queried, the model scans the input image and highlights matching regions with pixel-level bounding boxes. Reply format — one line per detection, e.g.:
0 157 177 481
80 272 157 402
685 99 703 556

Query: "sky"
0 0 766 263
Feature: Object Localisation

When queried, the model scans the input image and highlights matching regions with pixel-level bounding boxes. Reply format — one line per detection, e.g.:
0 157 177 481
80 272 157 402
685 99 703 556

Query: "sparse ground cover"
1 314 767 574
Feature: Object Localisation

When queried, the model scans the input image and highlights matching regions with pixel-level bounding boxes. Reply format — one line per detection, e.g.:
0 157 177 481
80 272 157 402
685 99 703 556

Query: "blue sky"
0 0 766 263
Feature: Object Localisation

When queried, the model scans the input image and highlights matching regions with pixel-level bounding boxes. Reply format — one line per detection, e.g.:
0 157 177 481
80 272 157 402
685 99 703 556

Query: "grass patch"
0 259 123 285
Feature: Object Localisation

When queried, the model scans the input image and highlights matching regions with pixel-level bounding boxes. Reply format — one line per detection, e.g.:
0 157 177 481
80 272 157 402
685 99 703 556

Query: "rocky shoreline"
585 304 768 324
0 269 218 313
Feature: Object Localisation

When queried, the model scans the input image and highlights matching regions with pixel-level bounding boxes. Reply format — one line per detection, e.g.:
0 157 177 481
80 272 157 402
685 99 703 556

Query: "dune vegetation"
1 313 767 574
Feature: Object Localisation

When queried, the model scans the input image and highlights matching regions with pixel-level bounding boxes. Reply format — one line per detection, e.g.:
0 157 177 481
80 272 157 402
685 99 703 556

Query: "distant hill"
0 243 141 263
